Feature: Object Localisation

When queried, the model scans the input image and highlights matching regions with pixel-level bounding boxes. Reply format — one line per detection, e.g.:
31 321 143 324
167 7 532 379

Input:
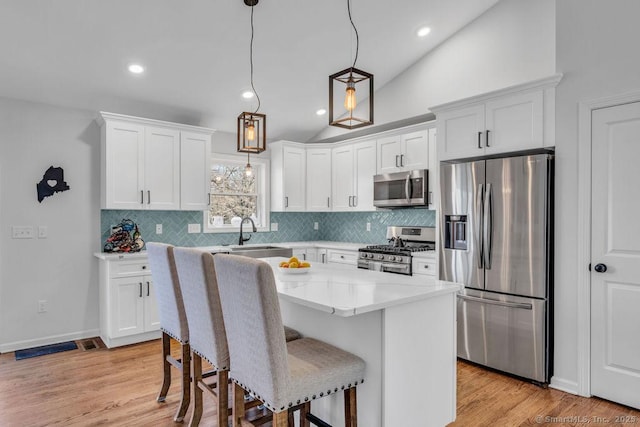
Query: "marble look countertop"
262 257 460 317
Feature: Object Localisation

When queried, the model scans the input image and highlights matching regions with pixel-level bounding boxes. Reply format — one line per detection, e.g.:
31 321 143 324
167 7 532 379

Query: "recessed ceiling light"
242 91 254 99
417 26 431 37
316 109 327 116
128 64 145 74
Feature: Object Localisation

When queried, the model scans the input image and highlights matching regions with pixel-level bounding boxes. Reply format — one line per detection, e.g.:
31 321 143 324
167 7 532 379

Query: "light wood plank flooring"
0 339 638 426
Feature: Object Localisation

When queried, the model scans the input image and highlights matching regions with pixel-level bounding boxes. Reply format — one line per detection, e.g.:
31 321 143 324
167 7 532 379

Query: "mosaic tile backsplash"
100 209 436 250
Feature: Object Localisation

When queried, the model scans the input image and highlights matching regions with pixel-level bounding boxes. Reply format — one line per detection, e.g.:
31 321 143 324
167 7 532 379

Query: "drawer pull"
423 265 429 269
142 265 147 270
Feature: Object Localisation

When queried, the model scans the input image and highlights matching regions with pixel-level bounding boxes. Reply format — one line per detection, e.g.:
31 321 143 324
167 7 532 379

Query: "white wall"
552 0 640 393
312 0 556 142
0 98 101 351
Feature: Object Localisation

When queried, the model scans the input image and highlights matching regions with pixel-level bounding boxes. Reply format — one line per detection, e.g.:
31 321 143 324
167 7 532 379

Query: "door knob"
594 263 607 273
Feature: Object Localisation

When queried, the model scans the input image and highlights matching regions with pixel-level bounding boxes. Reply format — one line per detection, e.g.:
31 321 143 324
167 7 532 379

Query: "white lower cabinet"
326 249 358 268
412 257 437 277
98 256 161 348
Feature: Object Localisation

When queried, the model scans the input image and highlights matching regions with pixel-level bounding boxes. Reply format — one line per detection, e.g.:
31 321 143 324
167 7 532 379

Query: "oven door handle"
381 263 411 274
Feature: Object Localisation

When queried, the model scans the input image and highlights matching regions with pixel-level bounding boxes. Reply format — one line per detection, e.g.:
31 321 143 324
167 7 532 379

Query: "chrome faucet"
238 217 257 245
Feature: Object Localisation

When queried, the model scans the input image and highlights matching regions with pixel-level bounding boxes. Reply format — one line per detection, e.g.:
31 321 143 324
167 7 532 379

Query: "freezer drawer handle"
458 294 532 310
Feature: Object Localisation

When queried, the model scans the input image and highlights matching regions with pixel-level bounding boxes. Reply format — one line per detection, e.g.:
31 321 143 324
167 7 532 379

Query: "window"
203 153 270 233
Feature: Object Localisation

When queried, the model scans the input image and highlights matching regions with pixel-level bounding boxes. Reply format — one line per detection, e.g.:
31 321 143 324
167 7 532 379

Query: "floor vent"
77 337 104 351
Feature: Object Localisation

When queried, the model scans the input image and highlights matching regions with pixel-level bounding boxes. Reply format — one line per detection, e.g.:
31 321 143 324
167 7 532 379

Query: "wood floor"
0 339 638 426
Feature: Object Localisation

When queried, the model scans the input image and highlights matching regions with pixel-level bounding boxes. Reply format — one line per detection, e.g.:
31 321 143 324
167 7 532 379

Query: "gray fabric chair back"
173 247 230 370
146 242 188 342
213 254 290 407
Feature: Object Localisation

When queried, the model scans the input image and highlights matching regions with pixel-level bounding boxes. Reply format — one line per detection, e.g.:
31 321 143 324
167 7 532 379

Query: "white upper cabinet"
332 140 376 211
377 130 429 173
98 112 214 211
271 141 306 211
306 147 332 211
144 126 180 210
431 74 561 162
180 131 212 210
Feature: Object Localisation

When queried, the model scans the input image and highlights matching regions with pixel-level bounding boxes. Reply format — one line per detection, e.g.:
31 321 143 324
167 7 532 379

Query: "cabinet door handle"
147 190 151 204
146 281 150 297
348 196 352 207
285 196 289 208
139 283 143 298
400 154 404 167
353 195 357 207
322 253 326 263
327 197 330 208
428 191 433 205
395 155 400 167
140 190 144 204
485 130 490 147
207 193 211 206
477 131 482 149
303 253 306 260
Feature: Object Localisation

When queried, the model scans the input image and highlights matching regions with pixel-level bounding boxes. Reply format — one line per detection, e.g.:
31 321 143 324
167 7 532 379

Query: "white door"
306 148 332 211
377 135 402 173
145 126 180 210
180 131 211 210
283 146 306 211
353 140 376 211
104 121 145 209
111 277 144 338
331 145 354 211
401 130 429 171
591 101 640 409
436 104 485 161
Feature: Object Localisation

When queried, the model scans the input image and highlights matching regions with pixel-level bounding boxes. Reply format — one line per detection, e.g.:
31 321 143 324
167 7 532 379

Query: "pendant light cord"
347 0 359 69
250 4 261 115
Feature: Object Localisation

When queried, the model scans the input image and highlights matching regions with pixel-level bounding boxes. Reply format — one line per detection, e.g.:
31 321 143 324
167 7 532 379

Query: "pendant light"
329 0 374 129
237 0 266 176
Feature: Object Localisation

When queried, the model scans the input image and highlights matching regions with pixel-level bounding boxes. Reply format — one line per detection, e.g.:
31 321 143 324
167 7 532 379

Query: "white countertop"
263 257 460 317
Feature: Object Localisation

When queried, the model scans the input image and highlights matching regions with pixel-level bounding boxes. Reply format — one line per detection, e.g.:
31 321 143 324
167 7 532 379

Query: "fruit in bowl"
279 256 310 269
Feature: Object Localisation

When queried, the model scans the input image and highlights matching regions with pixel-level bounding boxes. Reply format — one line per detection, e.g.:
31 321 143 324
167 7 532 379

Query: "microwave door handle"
405 173 411 204
475 183 484 269
484 183 493 269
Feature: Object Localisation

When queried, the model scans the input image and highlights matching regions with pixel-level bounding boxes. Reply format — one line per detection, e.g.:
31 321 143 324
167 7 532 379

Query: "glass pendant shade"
237 112 266 153
329 67 373 129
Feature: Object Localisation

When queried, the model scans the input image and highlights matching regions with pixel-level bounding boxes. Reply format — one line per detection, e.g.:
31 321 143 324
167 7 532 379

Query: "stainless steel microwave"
373 169 429 208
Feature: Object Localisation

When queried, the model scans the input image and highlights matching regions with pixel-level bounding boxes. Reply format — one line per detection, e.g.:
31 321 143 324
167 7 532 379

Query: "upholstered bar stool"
146 242 190 423
214 254 366 427
173 247 231 427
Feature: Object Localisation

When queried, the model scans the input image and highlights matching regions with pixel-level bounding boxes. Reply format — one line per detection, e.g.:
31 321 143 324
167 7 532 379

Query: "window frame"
202 153 270 234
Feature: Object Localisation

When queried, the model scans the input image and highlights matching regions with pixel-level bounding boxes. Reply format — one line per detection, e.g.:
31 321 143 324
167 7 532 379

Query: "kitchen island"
262 257 462 427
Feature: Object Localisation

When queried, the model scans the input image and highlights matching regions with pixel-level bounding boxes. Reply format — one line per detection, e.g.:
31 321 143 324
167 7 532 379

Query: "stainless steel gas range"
358 226 436 275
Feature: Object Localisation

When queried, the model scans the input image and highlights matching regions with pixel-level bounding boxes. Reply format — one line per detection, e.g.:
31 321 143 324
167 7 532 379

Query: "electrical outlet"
38 226 48 239
12 226 34 239
271 223 278 231
366 222 371 232
156 224 163 234
38 300 47 313
313 222 319 230
187 223 201 234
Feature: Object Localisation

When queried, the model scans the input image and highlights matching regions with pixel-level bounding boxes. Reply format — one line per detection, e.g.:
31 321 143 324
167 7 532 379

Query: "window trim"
203 153 270 234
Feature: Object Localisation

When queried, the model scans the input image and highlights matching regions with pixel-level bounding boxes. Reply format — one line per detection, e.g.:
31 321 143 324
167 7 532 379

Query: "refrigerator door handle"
475 183 484 269
458 294 532 310
484 183 493 269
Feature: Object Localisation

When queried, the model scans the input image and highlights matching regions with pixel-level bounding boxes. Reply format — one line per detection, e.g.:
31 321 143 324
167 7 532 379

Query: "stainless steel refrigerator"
439 152 553 383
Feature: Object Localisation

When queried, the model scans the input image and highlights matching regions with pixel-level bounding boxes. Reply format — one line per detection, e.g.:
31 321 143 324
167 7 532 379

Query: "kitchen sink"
227 245 292 259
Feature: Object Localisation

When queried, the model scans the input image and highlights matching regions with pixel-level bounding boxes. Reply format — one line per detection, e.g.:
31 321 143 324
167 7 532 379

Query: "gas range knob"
389 256 396 261
395 256 403 263
377 254 384 260
367 253 373 258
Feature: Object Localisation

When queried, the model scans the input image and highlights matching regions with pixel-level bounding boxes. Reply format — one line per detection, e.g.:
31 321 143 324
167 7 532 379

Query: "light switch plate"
271 223 278 231
314 222 319 230
38 226 48 239
155 224 163 234
187 223 201 234
366 222 371 231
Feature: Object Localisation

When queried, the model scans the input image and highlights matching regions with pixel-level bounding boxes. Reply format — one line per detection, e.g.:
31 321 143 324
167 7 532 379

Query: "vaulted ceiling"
0 0 499 141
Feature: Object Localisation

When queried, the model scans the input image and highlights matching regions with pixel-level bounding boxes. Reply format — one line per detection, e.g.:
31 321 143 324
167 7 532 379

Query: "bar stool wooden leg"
300 402 311 427
232 383 245 427
273 411 289 427
175 342 191 422
344 388 357 427
157 332 171 403
217 370 229 427
189 353 203 427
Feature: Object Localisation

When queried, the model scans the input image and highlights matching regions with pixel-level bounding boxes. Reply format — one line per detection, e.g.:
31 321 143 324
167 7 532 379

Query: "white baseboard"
549 376 579 395
0 329 100 353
